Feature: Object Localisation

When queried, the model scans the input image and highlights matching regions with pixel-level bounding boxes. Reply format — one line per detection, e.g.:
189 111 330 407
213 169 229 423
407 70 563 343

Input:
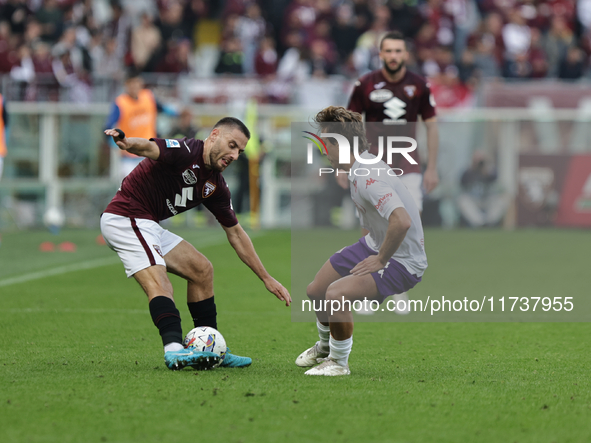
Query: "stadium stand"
0 0 588 105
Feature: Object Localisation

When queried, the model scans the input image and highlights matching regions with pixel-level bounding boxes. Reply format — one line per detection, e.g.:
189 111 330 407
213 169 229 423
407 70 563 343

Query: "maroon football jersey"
347 69 436 174
104 137 238 227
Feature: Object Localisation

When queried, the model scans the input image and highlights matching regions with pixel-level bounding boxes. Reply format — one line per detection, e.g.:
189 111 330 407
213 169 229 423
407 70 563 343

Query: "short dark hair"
125 67 142 82
314 106 368 152
213 117 251 139
380 31 407 50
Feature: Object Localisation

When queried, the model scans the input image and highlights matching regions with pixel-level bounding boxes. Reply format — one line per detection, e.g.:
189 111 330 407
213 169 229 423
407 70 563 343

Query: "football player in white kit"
296 106 428 376
347 31 439 315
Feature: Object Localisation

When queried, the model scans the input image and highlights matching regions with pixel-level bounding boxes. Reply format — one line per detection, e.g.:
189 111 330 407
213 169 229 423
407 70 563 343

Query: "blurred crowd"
0 0 204 100
0 0 590 105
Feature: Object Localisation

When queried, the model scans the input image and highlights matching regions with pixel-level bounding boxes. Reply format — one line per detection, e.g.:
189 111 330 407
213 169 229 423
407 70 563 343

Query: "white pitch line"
6 307 147 314
0 256 119 288
5 308 287 315
0 231 262 288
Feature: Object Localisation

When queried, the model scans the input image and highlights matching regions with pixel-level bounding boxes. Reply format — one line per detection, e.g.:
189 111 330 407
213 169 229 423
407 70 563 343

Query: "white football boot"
295 341 329 367
304 358 350 376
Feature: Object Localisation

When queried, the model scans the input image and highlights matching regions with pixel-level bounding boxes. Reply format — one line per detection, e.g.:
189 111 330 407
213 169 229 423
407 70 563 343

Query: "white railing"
2 103 591 230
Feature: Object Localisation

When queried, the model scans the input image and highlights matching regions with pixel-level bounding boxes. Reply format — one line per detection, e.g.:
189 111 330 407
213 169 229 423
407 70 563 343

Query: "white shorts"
399 172 423 211
100 213 183 278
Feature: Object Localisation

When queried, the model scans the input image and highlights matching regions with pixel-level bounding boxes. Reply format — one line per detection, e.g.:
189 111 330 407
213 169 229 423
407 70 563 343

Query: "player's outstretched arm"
350 207 411 276
222 223 292 306
104 129 160 160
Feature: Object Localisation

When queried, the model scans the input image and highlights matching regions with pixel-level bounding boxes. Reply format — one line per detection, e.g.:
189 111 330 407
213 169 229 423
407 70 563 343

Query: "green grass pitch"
1 227 590 442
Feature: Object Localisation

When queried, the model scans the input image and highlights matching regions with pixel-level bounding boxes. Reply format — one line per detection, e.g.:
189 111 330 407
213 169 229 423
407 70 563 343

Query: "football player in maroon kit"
100 118 291 370
347 31 439 314
347 30 439 201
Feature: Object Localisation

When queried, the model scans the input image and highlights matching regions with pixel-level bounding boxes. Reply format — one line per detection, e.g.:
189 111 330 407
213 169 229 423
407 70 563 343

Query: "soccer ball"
183 327 227 365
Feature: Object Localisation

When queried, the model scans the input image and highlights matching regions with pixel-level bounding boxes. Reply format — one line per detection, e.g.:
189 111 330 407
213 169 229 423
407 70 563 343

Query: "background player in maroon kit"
347 31 439 315
100 118 291 370
347 31 439 207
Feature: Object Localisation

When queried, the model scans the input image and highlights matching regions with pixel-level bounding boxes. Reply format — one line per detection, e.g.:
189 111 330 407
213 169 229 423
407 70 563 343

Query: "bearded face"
383 57 405 75
206 128 248 172
208 137 232 172
380 38 408 76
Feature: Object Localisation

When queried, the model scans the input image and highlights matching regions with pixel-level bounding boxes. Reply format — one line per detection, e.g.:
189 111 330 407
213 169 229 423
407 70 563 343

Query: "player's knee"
325 282 354 304
306 281 324 300
202 258 214 279
325 284 342 302
190 257 213 283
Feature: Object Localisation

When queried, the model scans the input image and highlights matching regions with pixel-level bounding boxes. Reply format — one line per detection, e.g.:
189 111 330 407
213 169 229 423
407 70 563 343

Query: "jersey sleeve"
150 137 193 166
419 81 437 120
360 179 404 220
202 181 238 228
347 79 365 113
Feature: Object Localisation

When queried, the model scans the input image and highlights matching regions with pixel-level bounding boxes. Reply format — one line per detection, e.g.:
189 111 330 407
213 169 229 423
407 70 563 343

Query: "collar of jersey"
348 151 377 182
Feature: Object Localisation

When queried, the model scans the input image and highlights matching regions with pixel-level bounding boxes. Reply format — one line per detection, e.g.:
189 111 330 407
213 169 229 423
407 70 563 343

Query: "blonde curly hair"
313 106 368 153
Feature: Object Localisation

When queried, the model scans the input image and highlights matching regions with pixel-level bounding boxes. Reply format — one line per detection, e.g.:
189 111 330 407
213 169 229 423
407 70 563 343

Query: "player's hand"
264 277 292 307
423 168 439 193
104 128 128 150
336 172 349 190
350 255 386 276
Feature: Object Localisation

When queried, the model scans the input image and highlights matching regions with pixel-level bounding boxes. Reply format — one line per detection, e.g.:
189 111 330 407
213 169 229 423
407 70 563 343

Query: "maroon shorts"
329 237 422 302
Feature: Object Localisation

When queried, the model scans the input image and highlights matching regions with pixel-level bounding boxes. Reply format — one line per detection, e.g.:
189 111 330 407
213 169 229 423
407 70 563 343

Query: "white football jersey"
348 151 428 277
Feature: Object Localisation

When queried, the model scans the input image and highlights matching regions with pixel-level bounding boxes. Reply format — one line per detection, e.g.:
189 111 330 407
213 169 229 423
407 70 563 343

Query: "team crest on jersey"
369 89 393 103
182 169 197 185
153 245 163 257
203 181 216 198
404 85 416 98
